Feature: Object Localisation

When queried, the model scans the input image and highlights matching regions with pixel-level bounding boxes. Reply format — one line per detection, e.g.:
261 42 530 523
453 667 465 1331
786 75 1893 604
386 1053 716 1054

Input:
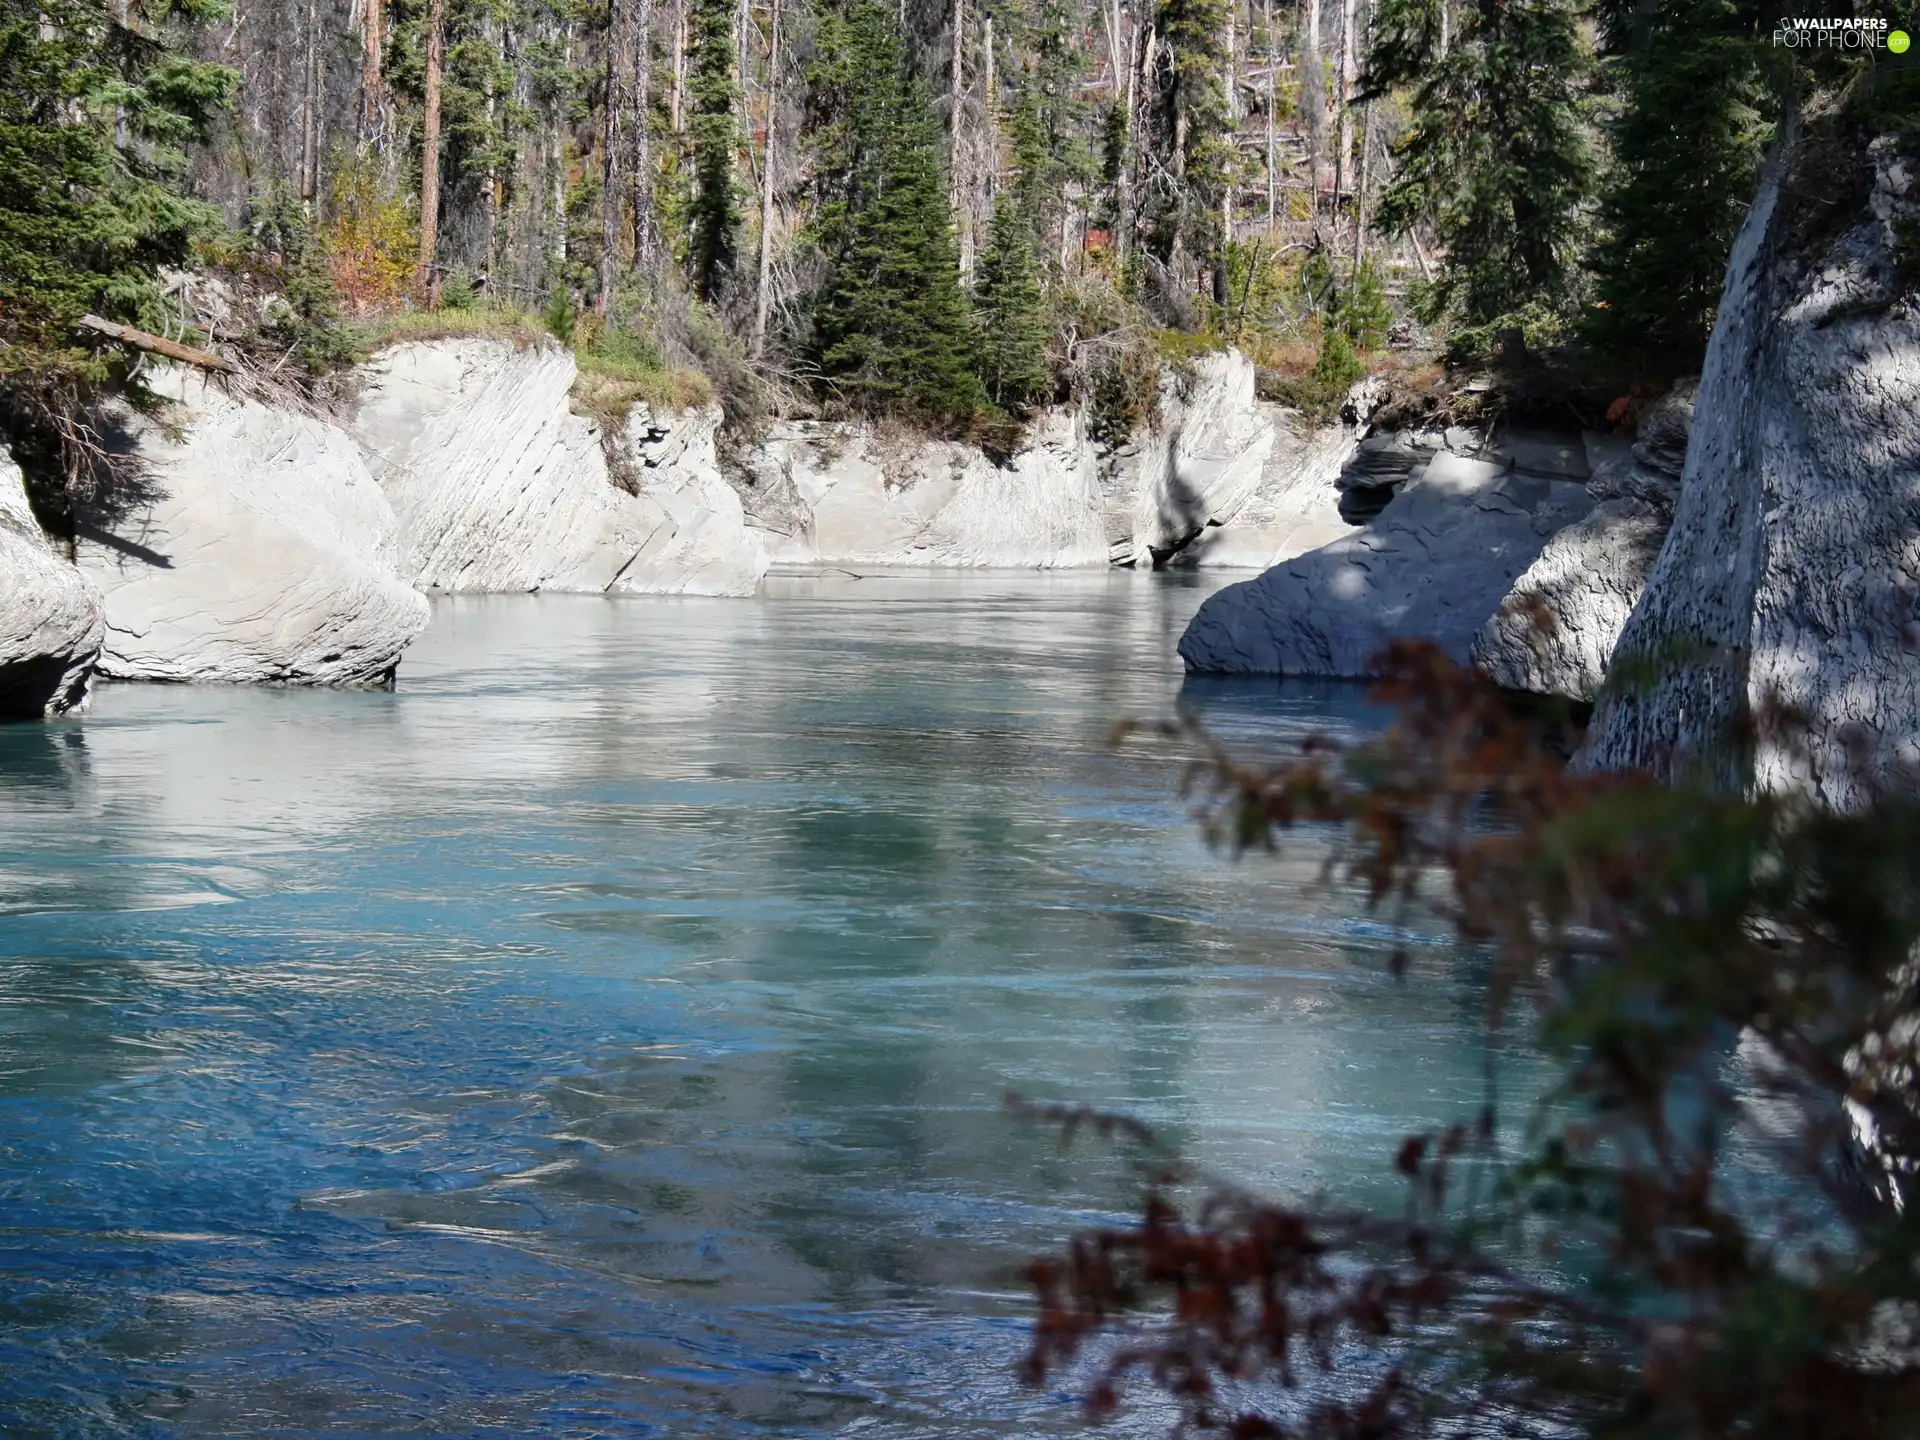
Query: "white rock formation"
1179 452 1595 676
753 408 1110 568
746 349 1359 571
352 339 765 596
76 371 429 686
1580 136 1920 807
0 454 103 717
1168 411 1355 569
1471 497 1669 700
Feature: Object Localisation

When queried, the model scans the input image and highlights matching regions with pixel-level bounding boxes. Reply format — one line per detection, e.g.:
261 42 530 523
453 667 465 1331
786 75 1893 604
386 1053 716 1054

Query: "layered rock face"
1581 138 1920 807
1470 400 1692 701
76 372 429 686
1180 453 1594 676
0 456 103 718
746 350 1362 571
351 339 767 596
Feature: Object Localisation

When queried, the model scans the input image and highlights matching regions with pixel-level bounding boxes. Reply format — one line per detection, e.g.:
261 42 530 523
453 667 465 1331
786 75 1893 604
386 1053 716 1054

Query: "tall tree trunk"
632 0 657 275
981 15 996 203
360 0 384 139
1438 0 1448 57
670 0 686 133
417 0 444 302
1300 0 1322 210
551 19 573 284
600 0 629 312
1334 0 1355 203
1351 99 1370 270
300 0 320 201
751 0 780 353
1221 0 1235 256
1117 14 1142 268
1263 0 1274 228
949 0 970 278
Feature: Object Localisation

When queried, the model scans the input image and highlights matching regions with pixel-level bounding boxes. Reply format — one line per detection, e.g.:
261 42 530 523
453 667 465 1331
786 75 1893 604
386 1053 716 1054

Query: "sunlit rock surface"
1179 452 1594 676
0 454 102 716
353 339 766 596
1581 137 1920 807
76 371 428 686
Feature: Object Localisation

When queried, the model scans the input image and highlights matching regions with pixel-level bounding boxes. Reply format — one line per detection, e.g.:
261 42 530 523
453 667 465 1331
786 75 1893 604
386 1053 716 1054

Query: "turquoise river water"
0 571 1511 1438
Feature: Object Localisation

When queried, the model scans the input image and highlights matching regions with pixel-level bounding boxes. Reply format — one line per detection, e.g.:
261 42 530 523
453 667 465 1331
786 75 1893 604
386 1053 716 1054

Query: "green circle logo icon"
1892 29 1912 52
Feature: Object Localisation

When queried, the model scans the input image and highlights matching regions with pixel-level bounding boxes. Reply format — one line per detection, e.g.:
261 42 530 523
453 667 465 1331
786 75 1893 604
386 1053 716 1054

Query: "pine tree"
973 195 1053 412
1007 0 1091 274
1583 0 1770 377
687 0 740 299
0 0 235 481
1364 0 1591 326
1140 0 1233 304
807 0 983 424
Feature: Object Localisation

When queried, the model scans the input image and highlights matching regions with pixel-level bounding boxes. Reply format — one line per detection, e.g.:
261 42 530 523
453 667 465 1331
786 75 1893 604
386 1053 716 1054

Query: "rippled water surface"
0 571 1508 1437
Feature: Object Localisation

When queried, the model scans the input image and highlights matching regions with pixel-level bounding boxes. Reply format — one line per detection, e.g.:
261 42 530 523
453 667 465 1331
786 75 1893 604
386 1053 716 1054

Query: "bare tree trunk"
981 16 996 203
1334 0 1355 204
632 0 657 274
360 0 384 139
1221 0 1235 255
752 0 780 353
1438 0 1448 57
670 0 685 133
1300 0 1322 211
1116 13 1141 268
552 19 573 284
600 0 629 312
1351 100 1370 271
481 13 500 292
300 0 320 201
1263 0 1275 228
949 0 971 278
417 0 444 303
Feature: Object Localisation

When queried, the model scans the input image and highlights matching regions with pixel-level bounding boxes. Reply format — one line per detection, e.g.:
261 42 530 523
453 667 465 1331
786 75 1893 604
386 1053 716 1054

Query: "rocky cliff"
1580 136 1920 807
352 339 767 596
76 371 429 686
0 455 102 718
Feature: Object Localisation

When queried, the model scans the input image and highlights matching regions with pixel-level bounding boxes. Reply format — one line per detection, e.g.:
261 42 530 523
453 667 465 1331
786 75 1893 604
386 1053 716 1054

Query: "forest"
7 0 1910 481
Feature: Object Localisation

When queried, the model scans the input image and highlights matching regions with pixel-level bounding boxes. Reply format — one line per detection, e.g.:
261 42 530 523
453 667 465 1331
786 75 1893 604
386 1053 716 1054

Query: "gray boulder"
1471 497 1669 700
77 370 429 685
0 455 103 718
1180 451 1594 676
1581 135 1920 807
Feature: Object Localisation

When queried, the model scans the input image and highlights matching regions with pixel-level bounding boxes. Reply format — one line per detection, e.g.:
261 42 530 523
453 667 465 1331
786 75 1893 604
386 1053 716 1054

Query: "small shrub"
323 165 415 318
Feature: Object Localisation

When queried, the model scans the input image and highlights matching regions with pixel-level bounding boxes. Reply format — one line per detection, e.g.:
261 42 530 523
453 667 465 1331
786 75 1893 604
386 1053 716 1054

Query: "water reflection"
0 572 1514 1437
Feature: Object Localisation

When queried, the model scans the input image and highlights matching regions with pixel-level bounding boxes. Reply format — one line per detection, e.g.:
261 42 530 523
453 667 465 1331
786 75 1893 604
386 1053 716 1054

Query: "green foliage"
1445 299 1572 367
686 0 740 300
1582 0 1772 378
804 0 982 426
1365 0 1592 326
245 187 365 375
1028 643 1920 1437
973 198 1054 414
1139 0 1233 280
0 0 235 487
1263 325 1364 420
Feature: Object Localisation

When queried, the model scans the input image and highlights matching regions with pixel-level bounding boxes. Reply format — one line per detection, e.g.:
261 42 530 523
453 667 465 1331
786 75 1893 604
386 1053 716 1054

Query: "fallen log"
74 314 236 374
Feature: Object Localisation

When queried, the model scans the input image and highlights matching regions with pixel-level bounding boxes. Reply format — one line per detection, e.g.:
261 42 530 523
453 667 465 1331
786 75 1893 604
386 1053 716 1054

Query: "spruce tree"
1583 0 1770 377
687 0 741 300
1364 0 1592 326
1141 0 1233 292
0 0 235 482
806 0 982 425
973 196 1053 413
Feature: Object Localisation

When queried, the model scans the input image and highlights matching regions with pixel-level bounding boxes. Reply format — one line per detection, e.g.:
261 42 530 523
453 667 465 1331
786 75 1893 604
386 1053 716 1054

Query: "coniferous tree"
1583 0 1770 377
1364 0 1591 326
0 0 235 479
687 0 741 299
1141 0 1233 302
973 195 1053 412
807 0 983 423
1008 0 1091 273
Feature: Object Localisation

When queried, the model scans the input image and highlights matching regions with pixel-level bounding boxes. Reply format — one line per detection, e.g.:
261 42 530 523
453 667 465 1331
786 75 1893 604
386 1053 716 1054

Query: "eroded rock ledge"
0 455 102 717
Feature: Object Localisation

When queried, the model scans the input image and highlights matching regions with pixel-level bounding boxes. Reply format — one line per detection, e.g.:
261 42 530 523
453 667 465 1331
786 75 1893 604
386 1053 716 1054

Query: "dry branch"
74 314 236 373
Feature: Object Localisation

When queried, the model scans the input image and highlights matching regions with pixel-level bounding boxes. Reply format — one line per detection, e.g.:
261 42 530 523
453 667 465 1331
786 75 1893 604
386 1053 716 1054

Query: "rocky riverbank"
1 337 1373 704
